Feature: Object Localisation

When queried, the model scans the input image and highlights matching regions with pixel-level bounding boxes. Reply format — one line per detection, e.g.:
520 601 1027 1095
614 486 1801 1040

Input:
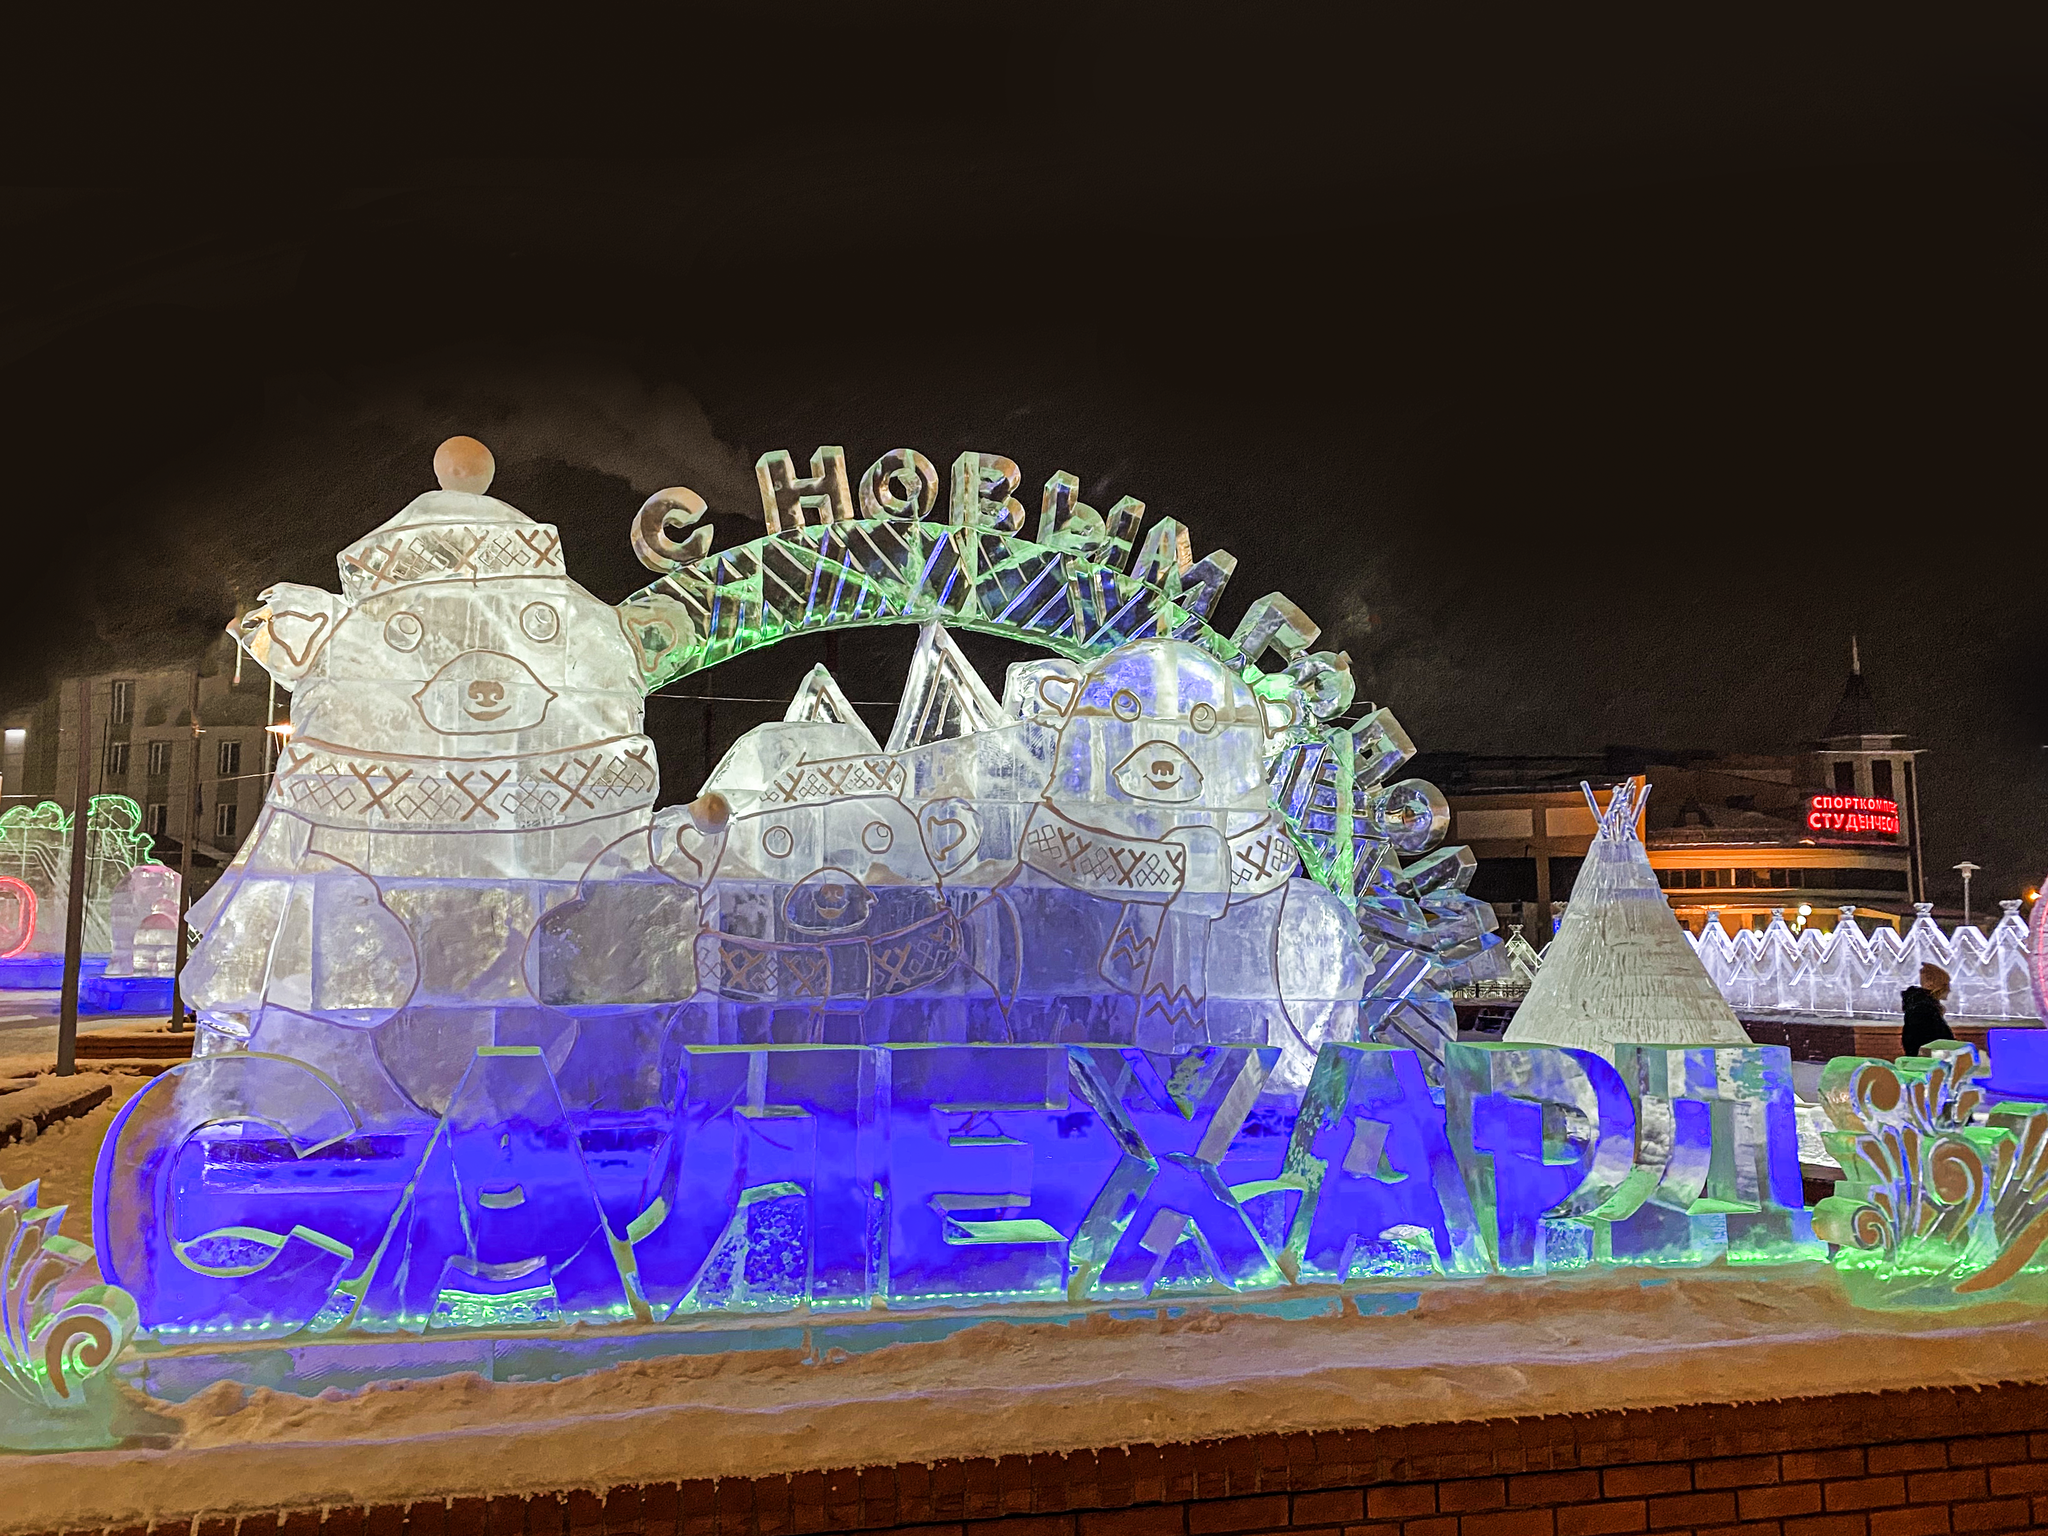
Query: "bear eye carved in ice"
1112 741 1205 803
412 650 559 734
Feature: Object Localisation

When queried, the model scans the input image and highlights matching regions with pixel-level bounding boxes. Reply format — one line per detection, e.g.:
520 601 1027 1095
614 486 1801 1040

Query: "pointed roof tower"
1503 780 1752 1059
1821 636 1904 747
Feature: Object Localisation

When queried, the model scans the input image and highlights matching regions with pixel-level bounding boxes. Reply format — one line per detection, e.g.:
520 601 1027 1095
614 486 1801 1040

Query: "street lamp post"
1954 861 1981 931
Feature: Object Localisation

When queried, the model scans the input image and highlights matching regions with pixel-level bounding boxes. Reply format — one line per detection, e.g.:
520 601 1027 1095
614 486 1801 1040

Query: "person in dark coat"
1902 962 1956 1056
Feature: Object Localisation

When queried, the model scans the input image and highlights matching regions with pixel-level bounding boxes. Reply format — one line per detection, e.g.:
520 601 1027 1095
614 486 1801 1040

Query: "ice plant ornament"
1814 1044 2048 1306
0 1179 136 1449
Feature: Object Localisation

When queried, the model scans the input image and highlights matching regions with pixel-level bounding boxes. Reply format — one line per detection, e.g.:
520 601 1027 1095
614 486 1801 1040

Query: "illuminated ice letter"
756 447 855 531
1066 1045 1288 1298
94 1053 373 1337
1282 1043 1489 1280
859 449 940 519
632 1045 876 1317
1598 1044 1824 1266
1444 1041 1636 1274
1037 471 1107 551
1230 593 1319 667
632 486 713 572
876 1044 1120 1306
950 451 1026 532
364 1046 644 1331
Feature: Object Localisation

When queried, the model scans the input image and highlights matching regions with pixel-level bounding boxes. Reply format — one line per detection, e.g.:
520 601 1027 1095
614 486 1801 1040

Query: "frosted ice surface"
694 626 1362 1065
186 442 661 1084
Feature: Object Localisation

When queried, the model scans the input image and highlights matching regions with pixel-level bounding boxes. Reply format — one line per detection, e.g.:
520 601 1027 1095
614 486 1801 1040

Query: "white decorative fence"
1464 901 2041 1023
1689 901 2038 1021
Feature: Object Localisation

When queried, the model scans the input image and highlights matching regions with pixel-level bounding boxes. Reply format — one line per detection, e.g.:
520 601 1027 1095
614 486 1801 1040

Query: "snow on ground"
0 1067 150 1218
9 1264 2048 1536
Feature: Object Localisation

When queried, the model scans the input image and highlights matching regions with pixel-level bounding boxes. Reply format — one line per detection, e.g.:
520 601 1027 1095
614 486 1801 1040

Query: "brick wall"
62 1382 2048 1536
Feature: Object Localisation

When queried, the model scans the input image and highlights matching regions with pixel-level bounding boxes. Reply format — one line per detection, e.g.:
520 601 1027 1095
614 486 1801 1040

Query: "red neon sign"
0 876 35 959
1805 794 1900 838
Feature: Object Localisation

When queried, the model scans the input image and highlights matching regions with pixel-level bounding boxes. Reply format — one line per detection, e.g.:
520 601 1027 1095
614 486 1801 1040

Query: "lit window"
110 681 133 725
147 740 171 776
3 728 23 753
215 801 238 841
217 739 241 778
103 742 130 778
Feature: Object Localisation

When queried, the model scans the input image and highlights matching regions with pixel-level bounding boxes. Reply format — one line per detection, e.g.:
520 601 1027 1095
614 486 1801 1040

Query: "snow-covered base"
11 1265 2048 1536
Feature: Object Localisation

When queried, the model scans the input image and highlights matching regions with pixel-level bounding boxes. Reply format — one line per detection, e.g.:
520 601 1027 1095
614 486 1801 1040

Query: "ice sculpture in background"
107 864 180 978
1692 900 2040 1022
1503 780 1751 1058
2034 880 2048 1020
0 795 155 969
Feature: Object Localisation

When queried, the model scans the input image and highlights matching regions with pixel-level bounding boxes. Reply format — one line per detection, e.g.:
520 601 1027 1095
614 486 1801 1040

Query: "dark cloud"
0 13 2042 907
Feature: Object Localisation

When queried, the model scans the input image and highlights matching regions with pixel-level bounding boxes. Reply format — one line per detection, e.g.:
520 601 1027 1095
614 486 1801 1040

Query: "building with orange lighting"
1419 649 1923 938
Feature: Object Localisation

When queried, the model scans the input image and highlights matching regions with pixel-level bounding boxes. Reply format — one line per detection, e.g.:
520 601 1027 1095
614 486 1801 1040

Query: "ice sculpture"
0 795 155 971
617 444 1498 1070
1815 1045 2048 1306
98 435 1679 1342
0 1178 137 1451
1808 909 1870 1017
1504 781 1751 1057
2034 887 2048 1020
1691 900 2043 1024
107 864 180 977
686 621 1368 1088
181 434 666 1117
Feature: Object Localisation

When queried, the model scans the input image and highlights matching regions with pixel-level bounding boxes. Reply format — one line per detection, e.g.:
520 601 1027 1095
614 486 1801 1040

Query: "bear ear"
233 584 345 687
1037 674 1078 715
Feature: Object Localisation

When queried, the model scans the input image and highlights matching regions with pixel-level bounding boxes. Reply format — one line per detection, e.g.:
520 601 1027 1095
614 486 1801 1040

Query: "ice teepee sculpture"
1504 780 1751 1058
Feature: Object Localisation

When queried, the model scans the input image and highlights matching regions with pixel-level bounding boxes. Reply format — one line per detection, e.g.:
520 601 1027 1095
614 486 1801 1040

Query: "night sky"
1 15 2041 907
